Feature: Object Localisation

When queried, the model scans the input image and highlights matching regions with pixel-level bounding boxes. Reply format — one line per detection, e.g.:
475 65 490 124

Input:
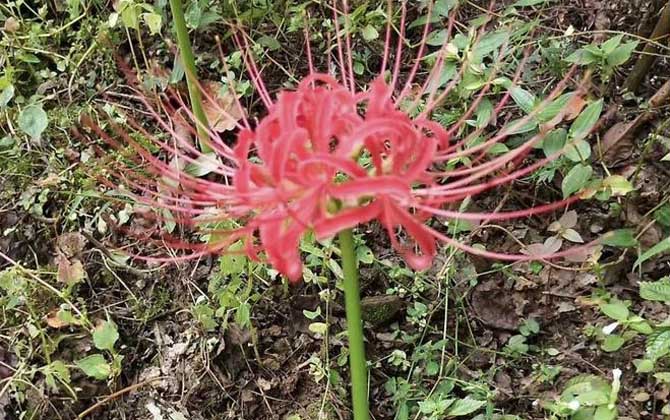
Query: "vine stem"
168 0 211 152
338 229 370 420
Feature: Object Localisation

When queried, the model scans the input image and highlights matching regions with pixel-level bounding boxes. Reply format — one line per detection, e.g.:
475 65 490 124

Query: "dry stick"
77 377 163 418
623 0 670 93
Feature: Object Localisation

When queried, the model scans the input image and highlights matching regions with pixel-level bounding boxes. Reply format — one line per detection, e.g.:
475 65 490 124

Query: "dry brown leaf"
600 121 634 167
57 255 86 285
57 232 87 257
202 81 244 132
563 95 587 121
46 309 69 329
4 17 19 33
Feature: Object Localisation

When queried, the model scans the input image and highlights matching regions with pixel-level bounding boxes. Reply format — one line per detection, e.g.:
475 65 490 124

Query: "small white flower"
567 400 581 411
613 368 622 381
602 322 619 335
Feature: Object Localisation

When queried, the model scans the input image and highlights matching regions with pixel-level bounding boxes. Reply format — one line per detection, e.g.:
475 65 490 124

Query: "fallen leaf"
600 122 634 167
4 17 19 33
57 255 86 285
201 81 244 132
46 309 69 328
57 232 87 257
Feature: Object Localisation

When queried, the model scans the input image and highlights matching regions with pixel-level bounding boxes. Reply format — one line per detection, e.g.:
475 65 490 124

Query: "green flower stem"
168 0 211 152
338 228 370 420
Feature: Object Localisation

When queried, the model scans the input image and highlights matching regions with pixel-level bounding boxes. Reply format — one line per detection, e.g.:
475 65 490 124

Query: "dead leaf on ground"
202 81 244 132
471 279 521 330
57 232 87 257
600 122 635 167
56 255 86 285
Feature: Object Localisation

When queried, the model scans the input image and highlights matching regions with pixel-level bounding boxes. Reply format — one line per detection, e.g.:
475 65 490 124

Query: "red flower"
81 2 600 283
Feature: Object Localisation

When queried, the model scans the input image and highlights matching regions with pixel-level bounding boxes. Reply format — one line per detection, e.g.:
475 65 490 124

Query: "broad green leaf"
93 321 119 351
472 30 509 62
510 86 536 114
257 35 280 51
361 24 379 41
18 105 48 139
446 397 486 416
601 35 623 55
603 175 634 196
561 164 592 198
653 204 670 227
76 354 111 380
0 85 14 108
646 329 670 362
640 277 670 302
565 48 600 65
474 98 494 128
600 302 629 321
634 237 670 269
601 229 638 248
607 41 639 67
543 128 567 157
568 99 603 140
537 93 573 122
142 12 162 35
308 322 328 335
601 334 625 352
593 405 617 420
564 139 591 162
634 358 655 373
426 29 449 46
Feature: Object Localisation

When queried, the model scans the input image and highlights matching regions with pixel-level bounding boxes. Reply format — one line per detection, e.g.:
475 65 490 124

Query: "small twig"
77 376 163 419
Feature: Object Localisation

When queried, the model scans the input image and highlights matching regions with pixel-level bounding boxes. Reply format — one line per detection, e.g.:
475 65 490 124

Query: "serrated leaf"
634 237 670 269
18 105 48 139
93 321 119 351
640 277 670 302
562 164 592 198
568 99 603 140
446 397 486 416
76 354 111 380
601 229 638 248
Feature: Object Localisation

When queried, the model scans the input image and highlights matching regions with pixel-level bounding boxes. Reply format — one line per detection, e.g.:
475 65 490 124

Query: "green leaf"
93 321 119 351
0 85 14 108
120 2 139 29
472 30 509 62
474 98 494 128
600 302 629 321
426 29 449 46
308 322 328 335
510 86 536 114
593 405 617 420
18 105 48 139
565 48 600 65
601 229 638 248
601 334 625 352
361 24 379 41
513 0 549 5
76 354 111 380
564 139 591 162
257 35 281 51
601 35 623 55
568 99 603 140
446 397 486 416
537 93 573 122
634 237 670 269
653 204 670 227
607 41 639 67
142 12 162 35
646 329 670 362
602 175 634 196
561 164 592 198
640 277 670 302
543 128 567 157
634 358 655 373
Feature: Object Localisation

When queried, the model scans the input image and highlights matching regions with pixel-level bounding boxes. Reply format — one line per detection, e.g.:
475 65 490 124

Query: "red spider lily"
79 1 600 283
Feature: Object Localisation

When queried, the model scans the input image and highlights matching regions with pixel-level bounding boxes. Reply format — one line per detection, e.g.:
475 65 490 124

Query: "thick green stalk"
168 0 211 152
338 229 370 420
